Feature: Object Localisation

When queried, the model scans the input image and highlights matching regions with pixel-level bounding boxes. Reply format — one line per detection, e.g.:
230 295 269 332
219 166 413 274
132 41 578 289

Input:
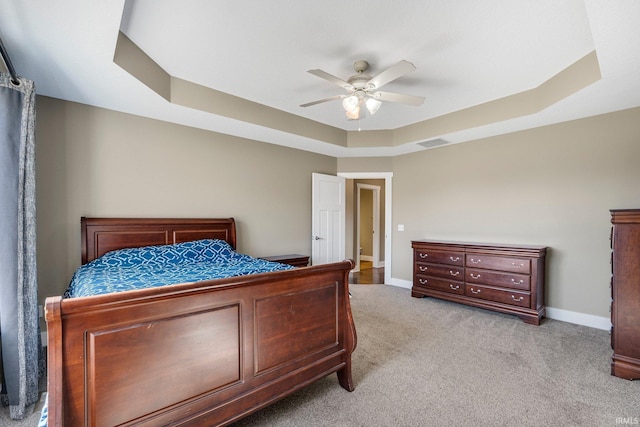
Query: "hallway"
350 261 384 284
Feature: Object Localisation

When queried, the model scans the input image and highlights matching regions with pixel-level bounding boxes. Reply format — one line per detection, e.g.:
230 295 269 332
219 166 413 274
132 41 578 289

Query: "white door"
312 173 345 265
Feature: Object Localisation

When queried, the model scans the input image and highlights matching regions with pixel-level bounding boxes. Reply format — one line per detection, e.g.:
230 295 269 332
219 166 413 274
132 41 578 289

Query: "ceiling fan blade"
300 95 344 108
367 60 416 90
374 91 425 106
307 69 353 90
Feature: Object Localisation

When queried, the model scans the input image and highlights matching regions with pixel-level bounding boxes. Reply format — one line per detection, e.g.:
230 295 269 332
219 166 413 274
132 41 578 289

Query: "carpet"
232 284 640 426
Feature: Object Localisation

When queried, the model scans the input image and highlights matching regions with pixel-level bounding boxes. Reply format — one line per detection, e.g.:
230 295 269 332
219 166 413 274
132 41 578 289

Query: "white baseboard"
545 307 611 330
384 278 611 330
359 255 385 268
351 258 385 272
387 278 412 289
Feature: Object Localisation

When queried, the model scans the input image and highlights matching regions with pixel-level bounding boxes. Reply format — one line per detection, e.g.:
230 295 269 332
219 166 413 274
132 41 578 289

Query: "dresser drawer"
415 275 464 295
465 284 530 308
466 254 531 274
415 250 464 266
416 263 463 280
466 268 530 290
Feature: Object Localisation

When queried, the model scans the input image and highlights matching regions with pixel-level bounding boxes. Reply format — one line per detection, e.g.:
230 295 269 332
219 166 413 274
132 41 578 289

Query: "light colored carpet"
233 284 640 426
3 284 638 426
0 393 44 427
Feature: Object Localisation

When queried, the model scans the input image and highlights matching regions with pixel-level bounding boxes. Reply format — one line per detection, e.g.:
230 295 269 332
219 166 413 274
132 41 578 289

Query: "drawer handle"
419 266 428 272
470 288 481 294
449 256 460 262
511 262 524 268
449 284 460 290
419 278 428 285
470 273 481 279
449 270 460 276
470 258 481 264
419 253 428 258
511 279 524 285
511 295 524 302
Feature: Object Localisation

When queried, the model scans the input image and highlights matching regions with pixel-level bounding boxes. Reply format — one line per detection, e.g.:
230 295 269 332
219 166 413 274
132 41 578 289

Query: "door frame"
338 172 392 285
356 183 381 272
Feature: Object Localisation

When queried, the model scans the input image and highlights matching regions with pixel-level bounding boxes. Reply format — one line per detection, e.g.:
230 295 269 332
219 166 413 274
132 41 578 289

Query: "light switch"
398 224 405 231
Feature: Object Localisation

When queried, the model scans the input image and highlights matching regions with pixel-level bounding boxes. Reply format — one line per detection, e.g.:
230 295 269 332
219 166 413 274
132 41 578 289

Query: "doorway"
354 183 384 284
338 172 392 285
357 183 380 268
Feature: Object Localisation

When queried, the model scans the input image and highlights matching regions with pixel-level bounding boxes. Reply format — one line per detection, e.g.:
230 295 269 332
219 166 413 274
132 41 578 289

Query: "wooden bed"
44 217 356 426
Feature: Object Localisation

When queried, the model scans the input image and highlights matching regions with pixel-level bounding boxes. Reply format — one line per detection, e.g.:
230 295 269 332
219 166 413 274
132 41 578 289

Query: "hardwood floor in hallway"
350 260 385 284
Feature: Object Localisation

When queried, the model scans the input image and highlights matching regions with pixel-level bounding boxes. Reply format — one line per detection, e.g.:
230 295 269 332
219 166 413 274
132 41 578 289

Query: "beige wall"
35 95 640 322
390 107 640 319
35 96 336 301
338 156 393 172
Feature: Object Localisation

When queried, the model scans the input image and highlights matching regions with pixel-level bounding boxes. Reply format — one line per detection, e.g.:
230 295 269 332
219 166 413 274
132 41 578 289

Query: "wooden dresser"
610 209 640 380
411 240 547 325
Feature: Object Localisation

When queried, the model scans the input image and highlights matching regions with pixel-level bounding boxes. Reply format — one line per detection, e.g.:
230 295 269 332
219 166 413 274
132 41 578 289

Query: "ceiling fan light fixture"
345 105 360 120
365 98 382 115
342 95 359 112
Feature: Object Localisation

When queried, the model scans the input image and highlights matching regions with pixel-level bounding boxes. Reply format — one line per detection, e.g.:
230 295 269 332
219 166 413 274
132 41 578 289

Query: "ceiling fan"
300 59 425 120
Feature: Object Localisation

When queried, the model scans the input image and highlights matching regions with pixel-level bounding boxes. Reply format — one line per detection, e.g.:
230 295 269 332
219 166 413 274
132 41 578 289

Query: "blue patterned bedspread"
63 239 294 298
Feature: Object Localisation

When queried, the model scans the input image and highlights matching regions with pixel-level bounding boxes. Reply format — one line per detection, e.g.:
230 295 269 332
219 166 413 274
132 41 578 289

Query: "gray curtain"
0 72 41 419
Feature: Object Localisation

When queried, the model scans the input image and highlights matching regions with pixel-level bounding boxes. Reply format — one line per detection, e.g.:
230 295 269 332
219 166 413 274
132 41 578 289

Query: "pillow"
92 239 235 269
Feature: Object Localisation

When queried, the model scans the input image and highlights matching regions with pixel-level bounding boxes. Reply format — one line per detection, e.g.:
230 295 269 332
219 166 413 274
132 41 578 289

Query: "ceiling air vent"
417 138 450 149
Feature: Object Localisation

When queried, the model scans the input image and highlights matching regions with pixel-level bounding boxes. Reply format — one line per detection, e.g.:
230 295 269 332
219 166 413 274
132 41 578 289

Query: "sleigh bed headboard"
80 217 237 264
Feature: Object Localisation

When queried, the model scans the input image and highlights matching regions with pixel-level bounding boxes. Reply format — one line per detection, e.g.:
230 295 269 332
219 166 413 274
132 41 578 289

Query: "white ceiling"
1 0 639 157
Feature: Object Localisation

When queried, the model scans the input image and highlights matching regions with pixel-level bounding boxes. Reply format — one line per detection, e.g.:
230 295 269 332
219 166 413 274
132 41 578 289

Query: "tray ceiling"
1 0 639 156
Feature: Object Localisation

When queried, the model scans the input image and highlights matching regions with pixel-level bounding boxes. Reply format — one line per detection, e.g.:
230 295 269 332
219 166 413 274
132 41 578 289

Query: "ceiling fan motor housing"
349 60 374 90
353 60 369 73
348 75 373 90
